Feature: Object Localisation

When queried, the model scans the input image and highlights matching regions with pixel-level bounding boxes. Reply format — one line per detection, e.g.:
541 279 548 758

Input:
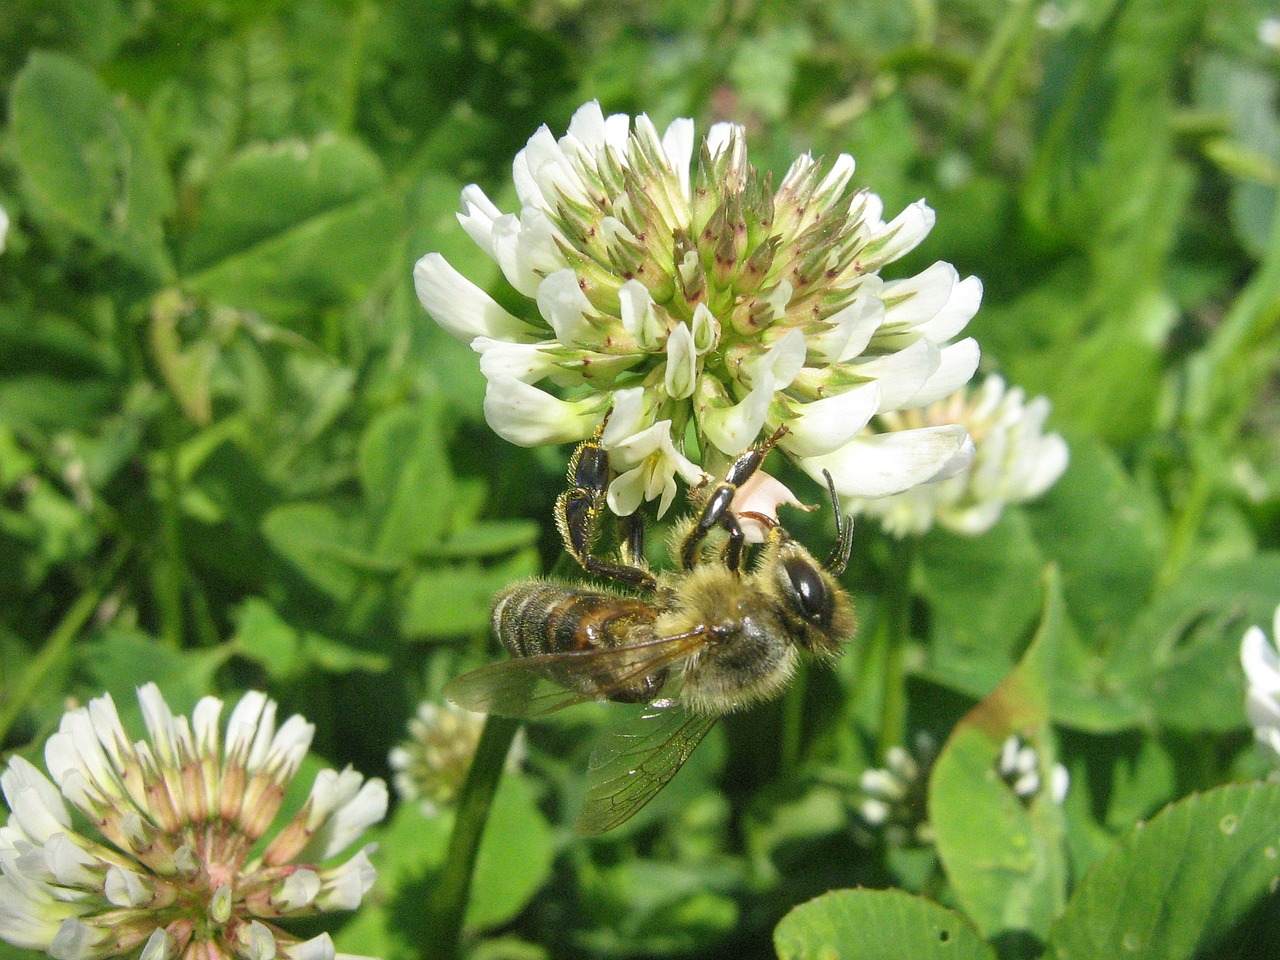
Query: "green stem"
878 536 917 759
778 663 808 774
0 544 129 744
422 715 521 960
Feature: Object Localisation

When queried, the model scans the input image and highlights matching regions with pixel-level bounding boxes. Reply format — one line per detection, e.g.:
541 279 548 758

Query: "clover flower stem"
158 421 187 650
423 714 522 960
877 536 917 759
779 664 809 775
0 542 128 743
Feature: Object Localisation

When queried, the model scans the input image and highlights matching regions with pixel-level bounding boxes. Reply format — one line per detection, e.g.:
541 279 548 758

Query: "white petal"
485 377 606 446
606 465 648 517
856 339 940 411
802 424 971 498
456 184 503 259
1 758 72 842
104 866 150 908
705 122 735 158
664 324 697 399
139 929 175 960
413 254 537 343
700 376 773 456
306 779 388 862
746 328 806 392
805 290 883 365
536 269 598 347
915 274 983 343
1242 625 1280 695
565 101 607 150
901 338 981 409
283 934 335 960
816 154 856 200
881 261 957 328
779 383 881 458
619 279 665 349
661 117 696 202
600 387 648 446
862 199 935 269
472 337 560 384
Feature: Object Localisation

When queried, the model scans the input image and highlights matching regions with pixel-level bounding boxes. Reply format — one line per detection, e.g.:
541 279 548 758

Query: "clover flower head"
387 702 524 817
844 375 1068 537
1241 605 1280 762
858 732 937 846
415 100 983 516
0 684 387 960
997 735 1069 806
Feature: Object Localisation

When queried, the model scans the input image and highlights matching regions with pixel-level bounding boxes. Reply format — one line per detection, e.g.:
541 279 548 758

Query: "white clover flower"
1260 17 1280 51
0 204 8 255
844 375 1068 537
997 735 1069 806
1241 606 1280 762
0 684 386 960
415 101 983 516
387 702 524 817
857 732 936 846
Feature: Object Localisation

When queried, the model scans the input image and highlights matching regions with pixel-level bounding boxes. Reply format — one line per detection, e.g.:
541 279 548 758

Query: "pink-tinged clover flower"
415 101 983 515
0 684 386 960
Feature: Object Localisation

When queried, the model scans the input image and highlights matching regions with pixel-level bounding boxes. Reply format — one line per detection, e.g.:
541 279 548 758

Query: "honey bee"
445 425 856 835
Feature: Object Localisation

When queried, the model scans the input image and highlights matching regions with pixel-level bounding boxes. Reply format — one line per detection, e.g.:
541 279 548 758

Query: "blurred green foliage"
1 0 1279 958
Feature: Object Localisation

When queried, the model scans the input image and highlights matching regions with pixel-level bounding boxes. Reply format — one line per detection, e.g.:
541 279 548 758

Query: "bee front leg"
555 425 658 591
679 426 788 571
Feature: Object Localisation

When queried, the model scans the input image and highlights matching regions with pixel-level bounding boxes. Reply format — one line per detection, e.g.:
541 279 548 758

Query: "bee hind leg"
679 426 788 571
555 424 658 591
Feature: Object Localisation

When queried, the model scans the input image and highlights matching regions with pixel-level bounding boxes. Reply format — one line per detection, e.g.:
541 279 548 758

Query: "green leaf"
359 402 454 562
917 511 1047 698
261 502 376 603
9 52 173 278
775 889 997 960
181 138 400 319
1104 554 1280 732
336 775 553 960
80 628 225 715
929 569 1070 943
1046 783 1280 959
399 551 540 640
1026 440 1164 648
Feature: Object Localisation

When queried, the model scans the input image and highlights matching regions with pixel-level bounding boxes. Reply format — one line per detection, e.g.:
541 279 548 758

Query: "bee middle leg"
555 425 658 591
679 426 788 571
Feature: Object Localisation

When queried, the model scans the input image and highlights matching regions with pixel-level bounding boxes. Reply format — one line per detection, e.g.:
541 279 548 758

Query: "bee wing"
576 701 719 836
443 628 713 720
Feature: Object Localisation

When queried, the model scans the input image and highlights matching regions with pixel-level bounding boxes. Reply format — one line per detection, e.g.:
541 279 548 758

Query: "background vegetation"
1 0 1278 957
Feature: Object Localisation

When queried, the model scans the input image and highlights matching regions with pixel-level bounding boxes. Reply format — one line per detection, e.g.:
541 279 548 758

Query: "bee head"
772 540 856 657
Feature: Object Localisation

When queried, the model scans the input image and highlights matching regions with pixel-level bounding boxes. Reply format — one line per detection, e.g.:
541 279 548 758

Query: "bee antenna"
823 469 853 575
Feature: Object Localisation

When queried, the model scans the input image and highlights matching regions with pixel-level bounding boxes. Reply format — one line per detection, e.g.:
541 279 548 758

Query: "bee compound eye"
782 556 830 626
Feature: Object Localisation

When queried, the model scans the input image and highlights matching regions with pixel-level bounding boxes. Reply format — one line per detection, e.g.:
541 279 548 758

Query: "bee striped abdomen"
491 580 666 704
493 581 657 657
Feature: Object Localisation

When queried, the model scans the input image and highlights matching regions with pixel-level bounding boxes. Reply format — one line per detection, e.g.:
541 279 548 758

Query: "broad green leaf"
1105 554 1280 732
261 502 379 603
917 510 1046 698
930 568 1070 942
9 52 173 278
1025 440 1164 648
399 551 540 640
359 402 454 562
182 138 399 319
336 774 553 960
1047 783 1280 959
775 889 997 960
181 138 384 271
431 520 540 559
80 628 226 715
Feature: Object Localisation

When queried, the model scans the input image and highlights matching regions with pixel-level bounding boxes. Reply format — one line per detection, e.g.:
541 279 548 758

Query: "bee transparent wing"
443 628 713 720
576 701 719 836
